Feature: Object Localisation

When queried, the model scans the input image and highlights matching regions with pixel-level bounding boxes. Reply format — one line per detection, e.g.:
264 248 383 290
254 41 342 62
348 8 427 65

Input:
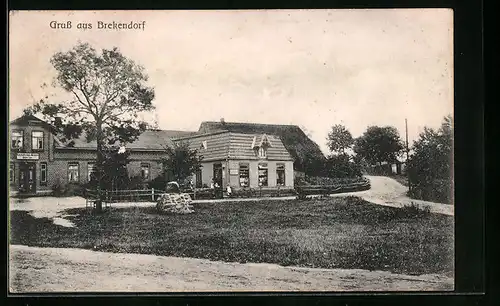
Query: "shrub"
325 154 362 178
64 183 84 196
295 188 309 200
51 182 84 197
408 179 453 204
128 175 147 190
51 182 65 197
407 116 453 204
397 203 431 218
193 188 214 200
148 175 167 191
294 176 309 186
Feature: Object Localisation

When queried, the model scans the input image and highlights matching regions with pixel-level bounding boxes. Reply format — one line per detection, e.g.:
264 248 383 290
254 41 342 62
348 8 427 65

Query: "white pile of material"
156 193 194 214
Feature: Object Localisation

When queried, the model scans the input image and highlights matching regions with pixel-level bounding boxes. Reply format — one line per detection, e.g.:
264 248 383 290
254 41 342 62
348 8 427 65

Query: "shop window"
11 130 23 149
141 163 150 180
10 163 14 183
276 163 286 186
239 163 249 187
68 163 79 183
87 162 96 182
258 163 268 187
40 162 47 186
31 131 44 150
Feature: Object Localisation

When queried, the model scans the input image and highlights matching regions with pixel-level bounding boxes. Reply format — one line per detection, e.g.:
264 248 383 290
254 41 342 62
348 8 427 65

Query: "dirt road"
10 196 156 228
9 245 453 292
331 176 454 216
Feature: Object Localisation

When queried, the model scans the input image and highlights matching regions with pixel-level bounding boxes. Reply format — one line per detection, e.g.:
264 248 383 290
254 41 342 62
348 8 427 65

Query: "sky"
9 10 453 155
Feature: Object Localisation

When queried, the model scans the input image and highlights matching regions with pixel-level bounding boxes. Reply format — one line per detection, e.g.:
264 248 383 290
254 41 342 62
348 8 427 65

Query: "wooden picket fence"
295 178 371 197
84 188 165 209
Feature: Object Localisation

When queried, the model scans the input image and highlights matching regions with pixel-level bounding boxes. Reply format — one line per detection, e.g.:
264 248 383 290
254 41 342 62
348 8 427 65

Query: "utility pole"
405 118 411 192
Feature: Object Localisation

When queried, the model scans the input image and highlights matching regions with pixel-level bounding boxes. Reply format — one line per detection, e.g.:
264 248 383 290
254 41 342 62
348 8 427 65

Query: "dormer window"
252 134 272 158
200 140 208 150
11 130 23 149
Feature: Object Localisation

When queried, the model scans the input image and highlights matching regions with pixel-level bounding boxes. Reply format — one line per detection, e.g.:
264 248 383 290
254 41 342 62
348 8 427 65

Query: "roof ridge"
201 121 299 127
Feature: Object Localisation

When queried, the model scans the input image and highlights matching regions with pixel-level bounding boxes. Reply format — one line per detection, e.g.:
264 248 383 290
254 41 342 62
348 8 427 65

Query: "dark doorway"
195 168 202 188
213 163 223 198
19 163 36 194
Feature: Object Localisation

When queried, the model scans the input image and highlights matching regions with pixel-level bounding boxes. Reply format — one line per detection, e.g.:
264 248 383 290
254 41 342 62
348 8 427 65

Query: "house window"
10 163 14 183
11 130 23 149
239 163 249 187
195 168 202 188
141 163 150 180
31 131 44 150
276 163 286 186
87 162 96 182
258 163 268 187
258 147 267 158
40 162 47 186
68 163 79 183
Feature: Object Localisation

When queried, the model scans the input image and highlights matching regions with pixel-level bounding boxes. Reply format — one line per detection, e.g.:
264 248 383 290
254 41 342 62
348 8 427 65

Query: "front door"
213 163 223 198
213 163 223 187
19 163 36 193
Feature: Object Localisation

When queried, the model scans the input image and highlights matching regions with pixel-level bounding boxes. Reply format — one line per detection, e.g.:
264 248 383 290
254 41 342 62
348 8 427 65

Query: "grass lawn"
10 196 454 276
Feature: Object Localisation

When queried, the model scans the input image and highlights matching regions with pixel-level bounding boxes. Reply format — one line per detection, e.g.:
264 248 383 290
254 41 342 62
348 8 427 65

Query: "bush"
128 175 147 190
51 182 84 197
408 179 453 204
305 176 365 186
294 176 309 186
193 188 214 200
397 203 431 218
407 116 453 204
148 175 168 191
51 182 65 197
325 154 362 178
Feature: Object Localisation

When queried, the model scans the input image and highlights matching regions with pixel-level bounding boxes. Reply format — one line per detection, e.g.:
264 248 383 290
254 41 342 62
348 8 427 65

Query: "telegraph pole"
405 118 411 192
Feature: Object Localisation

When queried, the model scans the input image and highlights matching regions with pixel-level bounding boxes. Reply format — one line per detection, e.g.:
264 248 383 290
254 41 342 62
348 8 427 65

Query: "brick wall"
9 121 54 194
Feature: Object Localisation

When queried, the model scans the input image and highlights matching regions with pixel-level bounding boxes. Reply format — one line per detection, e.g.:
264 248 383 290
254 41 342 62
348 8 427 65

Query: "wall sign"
17 153 40 160
229 169 239 175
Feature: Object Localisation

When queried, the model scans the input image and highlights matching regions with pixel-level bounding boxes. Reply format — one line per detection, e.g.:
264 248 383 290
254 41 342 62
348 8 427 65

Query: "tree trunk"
95 123 104 213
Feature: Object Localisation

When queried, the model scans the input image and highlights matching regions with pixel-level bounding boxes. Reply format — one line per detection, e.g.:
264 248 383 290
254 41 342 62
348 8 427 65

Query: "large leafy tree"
407 115 453 202
326 124 354 155
24 42 155 211
160 141 203 186
353 126 404 166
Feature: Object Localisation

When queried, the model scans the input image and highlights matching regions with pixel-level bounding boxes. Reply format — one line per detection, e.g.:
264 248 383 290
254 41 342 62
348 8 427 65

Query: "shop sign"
17 153 39 160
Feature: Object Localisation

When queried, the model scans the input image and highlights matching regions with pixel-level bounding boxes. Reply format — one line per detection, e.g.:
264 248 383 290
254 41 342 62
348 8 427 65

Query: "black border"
4 0 486 305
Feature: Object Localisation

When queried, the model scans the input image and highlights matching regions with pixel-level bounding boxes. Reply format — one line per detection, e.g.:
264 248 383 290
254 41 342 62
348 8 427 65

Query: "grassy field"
10 196 454 276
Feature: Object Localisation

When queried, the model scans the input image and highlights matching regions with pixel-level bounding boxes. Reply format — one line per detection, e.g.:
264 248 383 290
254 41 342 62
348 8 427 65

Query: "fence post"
152 188 155 201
